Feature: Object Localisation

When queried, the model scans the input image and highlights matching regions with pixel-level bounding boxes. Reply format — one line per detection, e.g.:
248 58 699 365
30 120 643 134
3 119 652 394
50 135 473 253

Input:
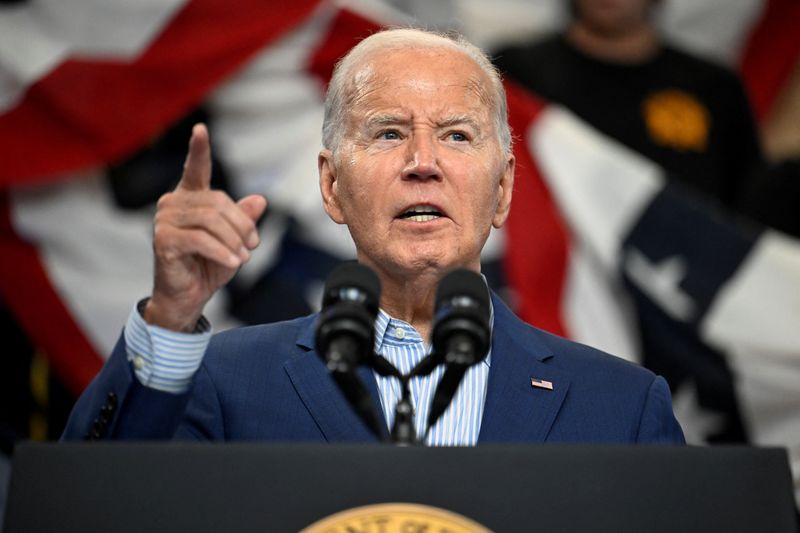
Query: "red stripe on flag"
0 0 321 186
739 0 800 122
504 83 570 336
0 193 103 395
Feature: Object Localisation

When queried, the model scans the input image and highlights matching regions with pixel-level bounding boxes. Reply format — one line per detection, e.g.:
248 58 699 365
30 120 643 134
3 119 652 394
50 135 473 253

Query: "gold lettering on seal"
300 503 492 533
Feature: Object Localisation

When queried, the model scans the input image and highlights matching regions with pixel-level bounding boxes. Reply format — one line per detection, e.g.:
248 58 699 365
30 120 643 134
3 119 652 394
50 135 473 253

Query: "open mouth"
398 205 444 222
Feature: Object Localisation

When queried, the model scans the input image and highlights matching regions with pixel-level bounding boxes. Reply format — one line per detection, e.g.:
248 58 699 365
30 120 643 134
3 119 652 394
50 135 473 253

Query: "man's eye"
448 132 468 142
379 130 401 140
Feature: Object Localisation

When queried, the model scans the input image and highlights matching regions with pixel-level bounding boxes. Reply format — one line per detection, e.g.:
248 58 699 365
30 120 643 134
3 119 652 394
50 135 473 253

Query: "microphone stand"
390 377 417 446
372 352 447 446
343 346 472 446
371 354 418 446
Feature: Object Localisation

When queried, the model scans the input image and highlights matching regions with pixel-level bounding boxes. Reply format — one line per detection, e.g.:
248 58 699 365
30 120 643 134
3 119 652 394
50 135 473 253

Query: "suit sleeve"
635 375 686 444
60 332 199 441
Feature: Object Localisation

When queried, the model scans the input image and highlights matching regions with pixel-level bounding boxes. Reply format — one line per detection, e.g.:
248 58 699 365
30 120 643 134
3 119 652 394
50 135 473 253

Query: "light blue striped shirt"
124 299 492 445
373 309 491 446
124 301 211 394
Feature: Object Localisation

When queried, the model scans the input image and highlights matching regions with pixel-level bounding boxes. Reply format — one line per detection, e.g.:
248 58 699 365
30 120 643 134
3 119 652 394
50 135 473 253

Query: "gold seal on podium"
300 502 492 533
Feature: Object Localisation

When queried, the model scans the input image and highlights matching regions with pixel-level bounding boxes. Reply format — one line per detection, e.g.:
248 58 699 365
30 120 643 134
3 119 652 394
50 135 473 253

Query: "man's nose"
402 134 441 181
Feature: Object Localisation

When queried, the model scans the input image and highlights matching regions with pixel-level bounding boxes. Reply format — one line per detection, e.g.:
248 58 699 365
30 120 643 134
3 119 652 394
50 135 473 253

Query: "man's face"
318 46 514 280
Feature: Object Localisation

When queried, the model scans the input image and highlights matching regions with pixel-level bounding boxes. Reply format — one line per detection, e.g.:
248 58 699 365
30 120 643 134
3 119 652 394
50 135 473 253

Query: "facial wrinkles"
465 74 494 111
466 73 500 142
334 140 388 237
346 64 376 109
346 65 382 129
334 48 506 251
354 54 497 141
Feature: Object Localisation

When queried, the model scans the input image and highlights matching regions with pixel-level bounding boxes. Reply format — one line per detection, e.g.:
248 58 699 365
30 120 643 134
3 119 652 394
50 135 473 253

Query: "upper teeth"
403 205 441 221
405 205 439 214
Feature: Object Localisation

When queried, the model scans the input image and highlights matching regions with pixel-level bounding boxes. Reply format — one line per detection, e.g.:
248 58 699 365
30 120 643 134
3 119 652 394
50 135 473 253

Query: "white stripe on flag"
528 106 665 360
10 175 236 358
531 106 663 271
562 242 641 363
0 0 187 111
702 230 800 357
207 3 356 259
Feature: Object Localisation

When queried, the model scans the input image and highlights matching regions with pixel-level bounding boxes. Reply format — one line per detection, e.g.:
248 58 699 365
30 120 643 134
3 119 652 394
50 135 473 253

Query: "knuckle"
209 190 229 207
195 206 218 226
152 224 171 245
203 204 221 217
160 247 180 264
156 192 175 210
155 204 186 229
153 209 167 227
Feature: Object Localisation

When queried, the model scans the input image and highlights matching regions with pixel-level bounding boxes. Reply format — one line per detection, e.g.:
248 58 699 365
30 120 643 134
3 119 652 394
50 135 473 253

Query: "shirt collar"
373 282 494 368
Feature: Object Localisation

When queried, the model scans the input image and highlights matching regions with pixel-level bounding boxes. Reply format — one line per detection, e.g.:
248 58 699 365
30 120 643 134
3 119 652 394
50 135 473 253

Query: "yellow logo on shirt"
642 89 710 151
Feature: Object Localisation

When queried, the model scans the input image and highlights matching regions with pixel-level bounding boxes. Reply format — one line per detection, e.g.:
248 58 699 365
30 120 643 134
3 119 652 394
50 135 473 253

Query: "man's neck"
378 273 439 343
566 21 660 64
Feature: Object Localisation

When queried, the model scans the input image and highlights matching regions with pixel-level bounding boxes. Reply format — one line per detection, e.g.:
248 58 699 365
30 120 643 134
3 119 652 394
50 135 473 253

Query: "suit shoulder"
515 318 657 387
533 328 655 378
204 314 317 367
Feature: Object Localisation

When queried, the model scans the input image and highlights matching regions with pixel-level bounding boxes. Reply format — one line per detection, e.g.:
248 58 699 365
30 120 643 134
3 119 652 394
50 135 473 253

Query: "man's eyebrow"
363 113 482 131
364 113 409 128
438 115 481 131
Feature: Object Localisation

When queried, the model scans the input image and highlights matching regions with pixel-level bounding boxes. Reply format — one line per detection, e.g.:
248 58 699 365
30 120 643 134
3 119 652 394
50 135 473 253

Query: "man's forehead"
347 52 493 111
353 46 490 92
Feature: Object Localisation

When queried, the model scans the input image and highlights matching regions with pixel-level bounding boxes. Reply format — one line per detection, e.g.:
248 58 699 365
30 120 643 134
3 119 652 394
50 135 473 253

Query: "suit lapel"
284 316 387 442
479 295 571 443
283 296 569 444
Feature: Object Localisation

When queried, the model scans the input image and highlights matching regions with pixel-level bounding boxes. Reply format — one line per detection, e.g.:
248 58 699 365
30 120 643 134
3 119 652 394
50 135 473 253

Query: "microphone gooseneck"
315 261 385 439
315 261 381 373
426 269 491 435
314 264 491 444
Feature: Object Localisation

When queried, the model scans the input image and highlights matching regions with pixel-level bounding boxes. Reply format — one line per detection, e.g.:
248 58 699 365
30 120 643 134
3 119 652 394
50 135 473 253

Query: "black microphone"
426 269 491 434
315 261 385 440
315 261 381 373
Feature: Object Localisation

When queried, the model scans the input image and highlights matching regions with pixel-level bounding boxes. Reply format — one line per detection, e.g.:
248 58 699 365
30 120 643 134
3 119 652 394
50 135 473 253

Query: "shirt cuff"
124 298 212 394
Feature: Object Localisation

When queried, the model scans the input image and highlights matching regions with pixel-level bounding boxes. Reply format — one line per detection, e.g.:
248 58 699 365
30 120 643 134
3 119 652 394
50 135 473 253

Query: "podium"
3 443 797 532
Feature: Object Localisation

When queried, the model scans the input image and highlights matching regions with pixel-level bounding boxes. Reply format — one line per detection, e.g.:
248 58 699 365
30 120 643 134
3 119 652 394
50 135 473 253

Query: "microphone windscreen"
434 269 490 322
322 261 381 313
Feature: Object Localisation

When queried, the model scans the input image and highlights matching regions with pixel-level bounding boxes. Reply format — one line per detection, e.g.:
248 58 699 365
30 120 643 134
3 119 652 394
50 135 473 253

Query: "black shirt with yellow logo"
495 34 763 211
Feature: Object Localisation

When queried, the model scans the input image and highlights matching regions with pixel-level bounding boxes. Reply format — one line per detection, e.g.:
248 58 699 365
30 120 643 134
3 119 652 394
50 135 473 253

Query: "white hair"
321 28 512 154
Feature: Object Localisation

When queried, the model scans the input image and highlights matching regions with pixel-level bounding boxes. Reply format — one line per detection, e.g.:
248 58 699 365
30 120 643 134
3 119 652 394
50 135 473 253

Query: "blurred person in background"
494 0 764 212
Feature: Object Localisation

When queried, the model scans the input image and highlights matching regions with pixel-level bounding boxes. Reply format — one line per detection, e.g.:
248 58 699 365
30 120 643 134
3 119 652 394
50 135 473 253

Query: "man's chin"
356 241 481 281
389 255 480 280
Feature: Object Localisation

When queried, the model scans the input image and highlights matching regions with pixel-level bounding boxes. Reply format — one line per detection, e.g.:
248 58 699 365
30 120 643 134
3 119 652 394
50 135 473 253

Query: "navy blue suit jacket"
62 295 685 444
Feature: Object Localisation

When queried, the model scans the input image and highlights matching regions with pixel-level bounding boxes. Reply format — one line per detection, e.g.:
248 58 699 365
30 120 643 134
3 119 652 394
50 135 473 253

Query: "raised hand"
144 124 267 332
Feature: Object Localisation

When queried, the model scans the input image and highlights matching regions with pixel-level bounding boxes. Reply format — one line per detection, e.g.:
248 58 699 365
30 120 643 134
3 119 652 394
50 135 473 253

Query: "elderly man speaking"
62 28 684 445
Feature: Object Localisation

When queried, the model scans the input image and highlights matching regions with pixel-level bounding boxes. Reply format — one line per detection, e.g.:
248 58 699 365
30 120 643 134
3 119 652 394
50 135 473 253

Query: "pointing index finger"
178 123 212 191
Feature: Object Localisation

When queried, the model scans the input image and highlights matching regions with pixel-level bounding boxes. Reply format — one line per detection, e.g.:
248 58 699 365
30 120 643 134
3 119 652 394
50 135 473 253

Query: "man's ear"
319 149 346 224
492 153 515 228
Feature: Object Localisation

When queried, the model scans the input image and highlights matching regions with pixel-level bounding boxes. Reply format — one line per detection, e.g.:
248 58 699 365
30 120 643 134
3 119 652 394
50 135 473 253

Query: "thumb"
238 194 268 222
177 123 212 191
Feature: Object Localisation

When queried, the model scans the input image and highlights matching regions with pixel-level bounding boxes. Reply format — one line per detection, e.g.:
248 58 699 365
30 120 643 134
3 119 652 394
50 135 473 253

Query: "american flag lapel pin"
531 377 554 391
